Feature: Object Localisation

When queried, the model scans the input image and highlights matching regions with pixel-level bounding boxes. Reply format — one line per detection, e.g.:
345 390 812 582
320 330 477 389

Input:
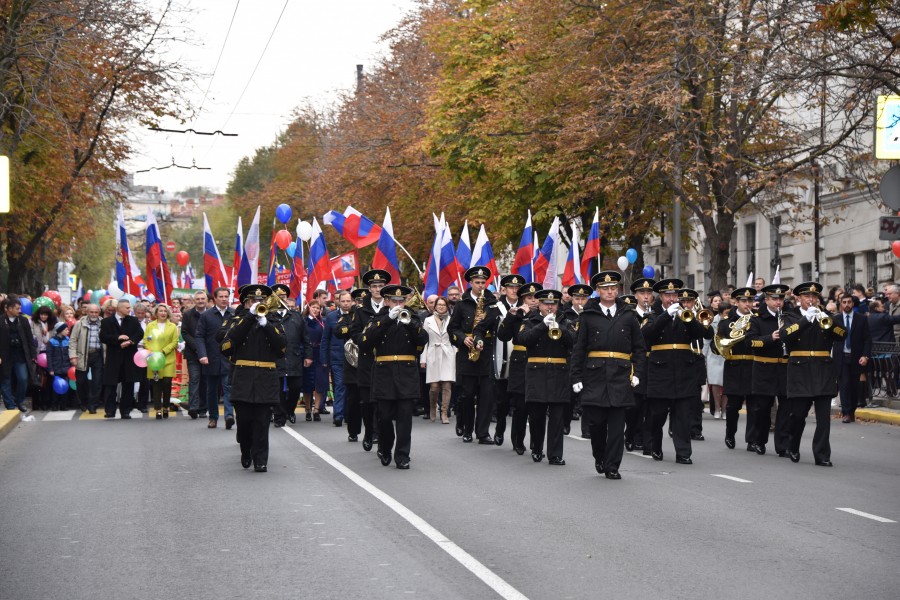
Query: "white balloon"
108 282 124 299
617 256 629 271
297 221 313 242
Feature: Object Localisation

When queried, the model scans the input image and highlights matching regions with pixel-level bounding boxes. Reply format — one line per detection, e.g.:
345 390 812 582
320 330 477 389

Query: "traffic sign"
165 241 176 252
878 216 900 240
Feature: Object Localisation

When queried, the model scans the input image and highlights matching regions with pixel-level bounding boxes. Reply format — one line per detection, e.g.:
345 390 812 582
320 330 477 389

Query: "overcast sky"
126 0 417 195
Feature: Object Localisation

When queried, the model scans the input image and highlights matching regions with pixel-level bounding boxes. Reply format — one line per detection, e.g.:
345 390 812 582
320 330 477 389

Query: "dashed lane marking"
835 508 896 523
711 474 753 483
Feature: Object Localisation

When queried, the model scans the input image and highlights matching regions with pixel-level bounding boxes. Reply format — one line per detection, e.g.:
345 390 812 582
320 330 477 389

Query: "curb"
0 409 22 443
831 406 900 426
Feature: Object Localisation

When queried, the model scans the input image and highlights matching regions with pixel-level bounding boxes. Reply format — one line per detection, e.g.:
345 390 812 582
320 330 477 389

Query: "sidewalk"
0 408 22 443
831 403 900 425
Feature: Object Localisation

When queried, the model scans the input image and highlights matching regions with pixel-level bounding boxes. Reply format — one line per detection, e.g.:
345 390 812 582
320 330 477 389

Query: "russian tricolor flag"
289 231 306 304
438 219 459 295
267 218 279 286
305 218 333 302
116 204 141 296
202 212 228 293
455 220 472 289
562 222 584 286
512 210 534 282
371 207 401 283
145 209 172 304
533 216 560 286
238 207 260 287
323 206 382 248
581 207 602 280
423 214 442 297
231 216 243 293
470 225 498 286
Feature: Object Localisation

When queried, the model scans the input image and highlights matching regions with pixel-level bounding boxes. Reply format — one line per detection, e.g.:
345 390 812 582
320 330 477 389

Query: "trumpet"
547 315 562 340
695 300 713 327
676 305 694 322
812 308 833 330
398 309 411 324
254 293 290 317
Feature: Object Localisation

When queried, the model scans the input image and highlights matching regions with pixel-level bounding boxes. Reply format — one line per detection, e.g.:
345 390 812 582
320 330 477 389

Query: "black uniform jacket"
99 314 143 385
334 307 357 386
496 306 529 395
223 313 286 404
518 310 574 404
570 298 646 409
747 307 788 397
449 289 499 378
273 309 312 377
778 307 846 398
632 307 653 396
349 298 388 389
643 308 711 399
717 311 756 396
358 312 427 401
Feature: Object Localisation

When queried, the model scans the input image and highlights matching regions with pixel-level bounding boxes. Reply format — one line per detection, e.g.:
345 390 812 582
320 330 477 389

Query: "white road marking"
626 451 652 459
282 427 529 600
42 410 77 421
565 435 589 442
835 508 896 523
711 474 753 483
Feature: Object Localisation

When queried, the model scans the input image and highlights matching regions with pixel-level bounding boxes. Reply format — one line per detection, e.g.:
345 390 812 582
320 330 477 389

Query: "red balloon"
275 229 292 250
893 241 900 259
176 250 190 267
82 292 91 302
67 366 77 380
42 290 62 308
66 318 77 330
100 295 113 305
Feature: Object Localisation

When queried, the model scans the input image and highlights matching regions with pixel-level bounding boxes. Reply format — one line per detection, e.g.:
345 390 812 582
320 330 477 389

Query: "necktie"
845 313 851 352
606 309 612 319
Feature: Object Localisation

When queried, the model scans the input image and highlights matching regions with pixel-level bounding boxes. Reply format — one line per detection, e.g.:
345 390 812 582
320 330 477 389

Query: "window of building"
745 222 756 277
866 251 877 288
769 216 782 273
801 262 813 282
843 254 855 286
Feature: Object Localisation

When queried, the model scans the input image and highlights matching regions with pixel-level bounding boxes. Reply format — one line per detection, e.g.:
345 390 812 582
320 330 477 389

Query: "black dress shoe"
161 411 167 419
691 433 705 441
455 424 464 437
313 413 321 422
605 470 622 480
675 455 693 465
396 460 410 470
725 438 736 449
333 419 343 427
287 413 296 424
319 408 330 415
89 408 97 414
274 422 285 428
789 452 800 463
815 459 833 467
462 435 473 443
225 416 235 430
514 445 525 456
378 450 392 466
241 454 252 469
362 439 373 452
188 409 198 419
254 465 267 472
642 449 651 456
651 451 663 461
306 413 312 422
595 462 605 474
198 412 207 419
372 435 379 444
155 412 163 420
667 429 673 438
531 452 544 463
747 443 758 452
348 435 358 442
633 443 644 451
104 414 115 419
625 441 634 452
121 415 132 419
548 457 566 466
494 434 503 446
563 424 571 436
776 450 788 458
755 444 766 455
477 436 494 445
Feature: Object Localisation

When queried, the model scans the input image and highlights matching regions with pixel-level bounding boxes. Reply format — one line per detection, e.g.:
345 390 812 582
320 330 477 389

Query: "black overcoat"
518 310 573 404
99 314 143 385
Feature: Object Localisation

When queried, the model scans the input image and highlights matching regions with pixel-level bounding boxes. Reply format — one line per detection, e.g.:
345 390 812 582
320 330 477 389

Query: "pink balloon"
133 349 150 368
36 353 48 368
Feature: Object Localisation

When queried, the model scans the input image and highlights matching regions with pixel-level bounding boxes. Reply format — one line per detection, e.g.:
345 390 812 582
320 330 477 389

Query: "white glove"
257 316 267 328
389 306 403 320
667 303 680 317
806 309 817 323
543 313 556 326
177 341 185 353
249 302 261 316
631 375 640 388
572 382 583 394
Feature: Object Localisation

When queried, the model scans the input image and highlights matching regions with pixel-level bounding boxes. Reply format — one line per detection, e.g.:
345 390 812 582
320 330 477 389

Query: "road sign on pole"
165 241 176 253
878 216 900 241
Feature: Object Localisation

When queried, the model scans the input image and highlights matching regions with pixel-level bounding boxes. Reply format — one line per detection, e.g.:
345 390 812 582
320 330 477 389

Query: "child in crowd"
46 322 72 411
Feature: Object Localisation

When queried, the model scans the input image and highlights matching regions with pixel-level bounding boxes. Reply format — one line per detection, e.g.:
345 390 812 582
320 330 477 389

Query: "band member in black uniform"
746 284 790 455
570 272 646 480
625 278 655 453
495 282 542 455
270 284 312 427
491 274 526 446
718 286 757 449
349 270 391 452
560 283 592 436
518 289 573 465
678 289 713 441
222 285 287 472
359 285 428 469
336 289 367 442
777 281 846 466
449 266 500 444
644 279 710 464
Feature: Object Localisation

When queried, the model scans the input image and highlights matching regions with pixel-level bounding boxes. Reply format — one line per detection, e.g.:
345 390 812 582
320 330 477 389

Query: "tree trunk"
703 215 734 293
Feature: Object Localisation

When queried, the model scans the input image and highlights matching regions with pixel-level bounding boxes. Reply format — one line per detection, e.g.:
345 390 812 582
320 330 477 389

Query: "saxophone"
467 291 485 362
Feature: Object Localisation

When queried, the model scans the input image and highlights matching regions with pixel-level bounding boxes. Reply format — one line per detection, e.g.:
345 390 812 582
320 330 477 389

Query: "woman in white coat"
703 308 727 418
420 297 456 423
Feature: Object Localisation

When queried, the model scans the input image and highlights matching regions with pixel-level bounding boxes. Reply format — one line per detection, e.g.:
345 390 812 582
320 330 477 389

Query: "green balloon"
147 352 166 372
33 297 55 311
68 379 77 391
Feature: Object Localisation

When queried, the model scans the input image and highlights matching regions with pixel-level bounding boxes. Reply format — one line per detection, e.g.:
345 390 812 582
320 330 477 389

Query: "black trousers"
725 394 751 442
135 371 150 410
690 394 704 436
648 397 693 458
76 351 103 410
150 377 173 411
234 402 273 467
457 374 494 439
509 392 527 450
377 398 413 464
787 396 831 461
583 406 626 471
359 386 376 442
103 381 134 417
624 393 649 448
838 360 861 417
273 375 303 425
749 395 775 447
493 378 510 438
345 383 362 436
527 402 565 459
773 396 791 453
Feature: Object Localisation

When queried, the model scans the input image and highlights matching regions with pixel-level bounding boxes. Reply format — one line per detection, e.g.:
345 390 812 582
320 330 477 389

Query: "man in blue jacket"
196 287 235 429
321 290 353 427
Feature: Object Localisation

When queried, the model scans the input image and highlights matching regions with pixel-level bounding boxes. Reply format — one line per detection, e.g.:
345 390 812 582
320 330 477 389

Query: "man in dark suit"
196 287 235 429
181 291 208 419
99 298 143 419
834 295 871 423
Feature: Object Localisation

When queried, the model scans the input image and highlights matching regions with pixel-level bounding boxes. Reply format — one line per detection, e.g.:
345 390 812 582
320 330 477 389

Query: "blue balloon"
90 290 104 305
626 248 638 264
121 294 137 305
276 203 292 224
19 297 32 316
52 376 69 396
642 265 655 279
287 242 297 258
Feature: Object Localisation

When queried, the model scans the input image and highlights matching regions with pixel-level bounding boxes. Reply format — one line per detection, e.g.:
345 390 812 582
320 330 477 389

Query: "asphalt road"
1 408 898 600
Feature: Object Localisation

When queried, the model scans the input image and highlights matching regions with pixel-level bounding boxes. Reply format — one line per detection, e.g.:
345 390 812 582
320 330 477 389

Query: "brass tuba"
467 292 485 361
714 313 752 359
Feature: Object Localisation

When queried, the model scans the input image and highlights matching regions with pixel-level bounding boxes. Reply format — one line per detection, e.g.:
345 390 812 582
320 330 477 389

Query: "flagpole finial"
746 272 754 288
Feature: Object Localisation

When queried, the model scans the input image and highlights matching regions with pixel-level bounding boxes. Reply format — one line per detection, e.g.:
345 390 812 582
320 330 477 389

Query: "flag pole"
393 237 424 276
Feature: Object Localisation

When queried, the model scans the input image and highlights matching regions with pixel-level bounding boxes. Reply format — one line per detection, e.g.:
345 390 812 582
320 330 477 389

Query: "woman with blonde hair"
421 296 456 423
142 304 180 419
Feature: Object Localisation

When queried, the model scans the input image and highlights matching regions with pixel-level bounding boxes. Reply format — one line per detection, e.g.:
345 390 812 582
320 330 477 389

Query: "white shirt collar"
601 303 617 317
